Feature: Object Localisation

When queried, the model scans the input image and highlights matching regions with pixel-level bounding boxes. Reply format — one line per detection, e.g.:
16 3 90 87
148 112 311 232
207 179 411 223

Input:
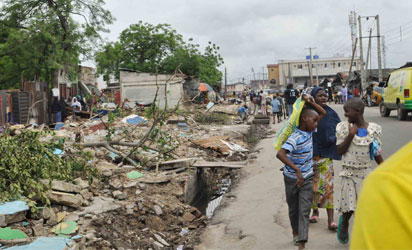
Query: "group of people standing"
276 87 383 249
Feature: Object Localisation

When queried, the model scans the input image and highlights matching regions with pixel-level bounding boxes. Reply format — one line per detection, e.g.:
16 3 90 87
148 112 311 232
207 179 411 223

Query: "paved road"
198 104 412 250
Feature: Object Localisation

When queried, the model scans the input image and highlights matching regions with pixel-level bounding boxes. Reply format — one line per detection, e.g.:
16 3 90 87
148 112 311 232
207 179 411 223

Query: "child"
276 95 326 249
237 104 248 122
335 97 384 244
270 97 281 124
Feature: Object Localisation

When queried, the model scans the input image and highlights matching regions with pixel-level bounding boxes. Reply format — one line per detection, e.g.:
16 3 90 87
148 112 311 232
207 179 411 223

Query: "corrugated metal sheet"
11 92 30 124
22 82 49 124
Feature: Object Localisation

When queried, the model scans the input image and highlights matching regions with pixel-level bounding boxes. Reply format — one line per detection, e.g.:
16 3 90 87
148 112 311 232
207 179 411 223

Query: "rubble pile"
0 102 273 249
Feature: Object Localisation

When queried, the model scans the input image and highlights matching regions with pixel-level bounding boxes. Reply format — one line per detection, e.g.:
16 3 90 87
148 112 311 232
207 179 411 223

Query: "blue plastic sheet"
126 116 146 125
54 123 64 130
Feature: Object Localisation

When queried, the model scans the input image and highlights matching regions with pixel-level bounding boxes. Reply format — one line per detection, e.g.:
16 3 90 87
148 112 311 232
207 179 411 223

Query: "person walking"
341 85 348 103
308 87 341 231
276 95 326 249
335 98 384 244
270 97 281 124
365 84 373 107
284 84 299 116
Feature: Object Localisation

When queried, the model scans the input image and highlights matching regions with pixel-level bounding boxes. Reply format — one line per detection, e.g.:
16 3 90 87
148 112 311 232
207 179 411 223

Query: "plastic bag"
274 98 306 150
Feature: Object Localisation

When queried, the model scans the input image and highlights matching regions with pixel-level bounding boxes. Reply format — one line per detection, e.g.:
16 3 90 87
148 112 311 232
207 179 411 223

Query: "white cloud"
103 0 412 83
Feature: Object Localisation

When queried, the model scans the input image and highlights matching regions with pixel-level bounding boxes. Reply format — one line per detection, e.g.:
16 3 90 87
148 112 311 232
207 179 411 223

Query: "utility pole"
358 16 365 90
306 47 316 86
349 11 358 57
366 28 372 78
376 15 383 82
224 67 227 99
382 35 387 69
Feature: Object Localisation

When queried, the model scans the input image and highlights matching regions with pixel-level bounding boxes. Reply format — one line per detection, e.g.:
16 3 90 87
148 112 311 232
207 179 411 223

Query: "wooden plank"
159 158 199 166
192 161 247 169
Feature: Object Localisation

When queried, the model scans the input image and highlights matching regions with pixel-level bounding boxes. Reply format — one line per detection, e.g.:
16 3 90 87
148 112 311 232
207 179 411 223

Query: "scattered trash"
126 171 144 179
177 122 189 131
179 228 189 236
54 123 64 130
206 102 215 111
121 114 147 125
52 148 64 156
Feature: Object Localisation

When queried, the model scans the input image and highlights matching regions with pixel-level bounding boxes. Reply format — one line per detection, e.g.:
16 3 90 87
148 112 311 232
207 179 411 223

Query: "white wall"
120 71 184 109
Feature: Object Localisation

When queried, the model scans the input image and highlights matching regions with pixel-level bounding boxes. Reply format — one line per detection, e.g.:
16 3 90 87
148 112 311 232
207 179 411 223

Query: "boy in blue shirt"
276 95 326 249
237 104 248 122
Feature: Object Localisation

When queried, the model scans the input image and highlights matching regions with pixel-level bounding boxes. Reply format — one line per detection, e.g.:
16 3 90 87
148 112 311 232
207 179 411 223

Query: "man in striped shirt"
276 95 326 249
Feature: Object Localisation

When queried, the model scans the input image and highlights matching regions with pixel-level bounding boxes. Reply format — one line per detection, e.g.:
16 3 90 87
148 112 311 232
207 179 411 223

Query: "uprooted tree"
95 21 224 88
0 0 113 89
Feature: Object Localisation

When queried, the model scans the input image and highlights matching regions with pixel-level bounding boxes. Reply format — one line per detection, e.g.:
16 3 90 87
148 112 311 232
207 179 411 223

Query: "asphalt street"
198 104 412 250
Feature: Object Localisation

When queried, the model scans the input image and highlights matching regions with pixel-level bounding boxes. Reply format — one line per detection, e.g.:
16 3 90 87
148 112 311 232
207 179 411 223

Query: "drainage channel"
190 168 234 218
190 124 268 218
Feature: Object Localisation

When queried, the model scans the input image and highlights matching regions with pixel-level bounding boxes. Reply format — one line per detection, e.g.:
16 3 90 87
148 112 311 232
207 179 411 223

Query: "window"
324 63 328 68
298 64 303 69
352 62 357 66
338 62 341 67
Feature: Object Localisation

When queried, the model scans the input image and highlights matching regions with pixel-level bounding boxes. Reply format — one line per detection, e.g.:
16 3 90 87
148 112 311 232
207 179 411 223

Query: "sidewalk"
198 122 347 250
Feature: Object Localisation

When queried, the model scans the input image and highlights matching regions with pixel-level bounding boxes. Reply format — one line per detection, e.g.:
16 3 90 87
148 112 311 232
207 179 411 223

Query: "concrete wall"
120 71 184 109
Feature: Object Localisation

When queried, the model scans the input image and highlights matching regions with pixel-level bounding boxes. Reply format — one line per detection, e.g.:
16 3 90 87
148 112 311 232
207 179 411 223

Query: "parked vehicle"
380 66 412 120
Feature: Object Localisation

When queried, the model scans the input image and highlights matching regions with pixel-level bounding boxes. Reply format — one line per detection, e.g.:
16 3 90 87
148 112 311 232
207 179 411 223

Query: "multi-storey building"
277 57 362 86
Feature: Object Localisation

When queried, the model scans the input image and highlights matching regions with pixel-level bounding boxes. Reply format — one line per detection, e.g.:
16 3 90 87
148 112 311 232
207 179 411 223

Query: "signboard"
306 55 320 60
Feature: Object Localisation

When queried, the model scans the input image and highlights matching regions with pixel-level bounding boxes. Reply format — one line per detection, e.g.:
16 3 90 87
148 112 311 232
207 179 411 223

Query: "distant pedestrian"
237 104 248 122
260 90 267 115
335 98 384 244
308 87 341 231
276 95 326 249
51 96 63 123
365 84 373 107
270 97 281 123
284 84 299 116
340 85 348 103
71 97 82 121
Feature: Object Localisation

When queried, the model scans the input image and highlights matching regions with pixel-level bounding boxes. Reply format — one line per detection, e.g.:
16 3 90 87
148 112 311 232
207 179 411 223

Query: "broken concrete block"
48 191 83 208
153 205 163 216
181 212 196 222
74 178 90 190
42 180 81 194
112 191 127 200
123 181 138 189
0 201 29 227
109 178 122 189
80 190 93 201
79 197 120 216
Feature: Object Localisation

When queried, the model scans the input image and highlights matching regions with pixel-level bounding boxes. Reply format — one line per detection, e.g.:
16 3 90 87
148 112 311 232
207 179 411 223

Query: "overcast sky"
103 0 412 83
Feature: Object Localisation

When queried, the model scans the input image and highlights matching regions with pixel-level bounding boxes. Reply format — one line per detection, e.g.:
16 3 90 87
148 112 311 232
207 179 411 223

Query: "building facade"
278 57 362 86
226 82 247 94
267 64 280 85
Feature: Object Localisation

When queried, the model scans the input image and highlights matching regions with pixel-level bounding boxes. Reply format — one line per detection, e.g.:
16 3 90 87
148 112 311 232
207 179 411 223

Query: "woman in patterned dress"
335 98 384 244
309 87 341 230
